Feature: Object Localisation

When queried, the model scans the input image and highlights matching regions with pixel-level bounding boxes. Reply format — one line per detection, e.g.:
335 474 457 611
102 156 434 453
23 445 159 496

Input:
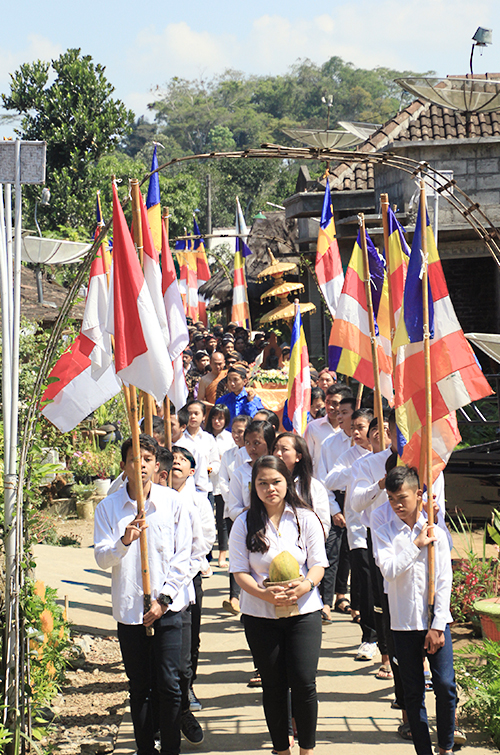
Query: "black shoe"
181 710 204 745
189 687 202 711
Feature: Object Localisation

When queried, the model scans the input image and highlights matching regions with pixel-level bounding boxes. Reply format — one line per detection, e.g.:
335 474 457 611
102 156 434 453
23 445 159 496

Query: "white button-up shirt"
304 416 339 477
351 447 392 527
317 430 351 487
372 509 453 632
180 429 219 491
176 477 216 577
94 483 192 624
229 505 329 619
210 430 236 495
325 445 370 550
227 459 253 521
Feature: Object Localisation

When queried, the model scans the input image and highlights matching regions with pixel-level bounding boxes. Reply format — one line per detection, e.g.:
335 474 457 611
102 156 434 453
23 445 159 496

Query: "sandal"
397 722 412 740
376 664 393 680
321 610 332 625
334 598 351 614
247 670 262 688
352 613 362 624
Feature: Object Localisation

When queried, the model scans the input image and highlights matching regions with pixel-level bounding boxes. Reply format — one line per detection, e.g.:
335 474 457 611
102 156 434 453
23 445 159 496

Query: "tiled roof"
329 84 500 192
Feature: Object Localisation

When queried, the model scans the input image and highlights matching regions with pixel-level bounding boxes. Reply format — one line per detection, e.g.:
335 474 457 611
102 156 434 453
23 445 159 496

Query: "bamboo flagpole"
162 207 173 486
419 180 435 625
380 194 398 381
358 214 385 450
127 384 154 636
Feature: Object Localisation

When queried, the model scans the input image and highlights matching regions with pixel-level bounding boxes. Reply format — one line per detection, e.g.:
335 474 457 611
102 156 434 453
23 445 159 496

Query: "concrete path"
35 542 496 754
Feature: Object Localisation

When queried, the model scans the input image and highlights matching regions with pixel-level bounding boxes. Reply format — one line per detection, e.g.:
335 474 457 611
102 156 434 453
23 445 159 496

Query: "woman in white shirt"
273 432 330 539
205 404 236 567
229 456 328 755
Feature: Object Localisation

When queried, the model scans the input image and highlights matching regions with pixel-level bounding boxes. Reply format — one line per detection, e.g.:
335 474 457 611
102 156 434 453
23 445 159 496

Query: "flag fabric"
107 183 173 403
287 305 311 435
176 237 199 322
146 145 162 252
40 236 120 432
161 218 189 410
315 181 344 319
231 197 252 328
193 217 211 326
385 205 410 333
393 196 493 479
328 227 393 401
139 191 170 348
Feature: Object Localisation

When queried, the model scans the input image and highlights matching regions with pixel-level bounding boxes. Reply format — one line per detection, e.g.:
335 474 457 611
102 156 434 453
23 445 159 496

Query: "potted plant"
473 508 500 641
72 483 95 520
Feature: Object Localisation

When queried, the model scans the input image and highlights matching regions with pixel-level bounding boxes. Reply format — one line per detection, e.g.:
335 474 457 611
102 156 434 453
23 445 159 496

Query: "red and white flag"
162 218 189 410
107 183 173 403
139 191 171 349
40 243 121 432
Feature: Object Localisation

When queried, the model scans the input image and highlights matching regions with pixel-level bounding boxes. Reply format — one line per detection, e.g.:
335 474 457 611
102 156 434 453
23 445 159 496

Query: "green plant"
448 513 499 623
68 443 120 481
455 639 500 747
72 483 94 501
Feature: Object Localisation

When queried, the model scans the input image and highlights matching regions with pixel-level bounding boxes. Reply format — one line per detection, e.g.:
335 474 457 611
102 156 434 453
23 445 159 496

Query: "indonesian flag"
316 181 344 319
106 183 173 403
139 191 170 349
162 218 189 410
40 242 121 432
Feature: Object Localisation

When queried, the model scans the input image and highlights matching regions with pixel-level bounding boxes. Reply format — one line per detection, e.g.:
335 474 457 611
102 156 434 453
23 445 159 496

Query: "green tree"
2 48 134 233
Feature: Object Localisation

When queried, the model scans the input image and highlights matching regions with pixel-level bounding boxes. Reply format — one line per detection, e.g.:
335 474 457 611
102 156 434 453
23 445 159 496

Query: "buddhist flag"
146 145 161 252
315 181 344 318
287 305 311 435
328 228 393 401
393 196 493 480
162 218 189 410
40 241 120 432
385 205 410 333
231 197 252 329
176 236 199 322
193 217 211 326
107 183 173 403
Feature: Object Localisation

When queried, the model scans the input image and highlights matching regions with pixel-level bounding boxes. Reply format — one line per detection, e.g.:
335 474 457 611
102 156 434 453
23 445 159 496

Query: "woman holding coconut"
229 456 328 755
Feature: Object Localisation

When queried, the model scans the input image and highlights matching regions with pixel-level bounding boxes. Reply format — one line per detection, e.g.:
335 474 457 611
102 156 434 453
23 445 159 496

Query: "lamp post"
33 187 50 304
470 27 493 75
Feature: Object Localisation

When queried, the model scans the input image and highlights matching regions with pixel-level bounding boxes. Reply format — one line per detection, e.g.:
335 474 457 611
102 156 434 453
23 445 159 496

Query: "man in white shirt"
373 465 456 755
178 401 219 492
304 384 352 476
94 435 192 755
170 411 210 492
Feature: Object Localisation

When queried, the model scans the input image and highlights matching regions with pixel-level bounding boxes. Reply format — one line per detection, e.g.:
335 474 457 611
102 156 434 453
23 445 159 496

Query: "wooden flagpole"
162 207 173 487
130 180 154 436
419 180 435 624
380 194 398 381
358 214 385 450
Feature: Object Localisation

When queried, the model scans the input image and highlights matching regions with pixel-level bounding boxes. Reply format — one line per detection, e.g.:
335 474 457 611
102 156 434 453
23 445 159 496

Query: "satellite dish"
337 121 381 141
22 236 92 265
395 76 500 115
282 128 363 150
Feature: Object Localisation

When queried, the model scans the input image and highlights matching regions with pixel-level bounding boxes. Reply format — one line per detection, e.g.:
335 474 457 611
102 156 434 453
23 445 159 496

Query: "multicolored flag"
107 183 173 403
315 181 344 319
393 196 493 480
231 197 252 328
193 217 211 326
40 238 120 432
146 145 162 252
287 305 311 435
162 218 189 410
176 236 199 322
328 227 393 401
385 205 410 334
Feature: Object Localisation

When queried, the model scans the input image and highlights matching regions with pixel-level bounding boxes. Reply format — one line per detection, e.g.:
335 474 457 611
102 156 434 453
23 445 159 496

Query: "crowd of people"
94 322 462 755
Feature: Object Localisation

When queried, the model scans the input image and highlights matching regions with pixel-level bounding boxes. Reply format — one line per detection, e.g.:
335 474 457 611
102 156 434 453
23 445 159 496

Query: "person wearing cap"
182 349 193 375
215 366 264 426
204 335 218 355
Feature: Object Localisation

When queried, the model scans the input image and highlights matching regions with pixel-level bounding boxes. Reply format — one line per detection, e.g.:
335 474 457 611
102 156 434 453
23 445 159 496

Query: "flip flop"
321 610 332 624
334 598 351 614
247 670 262 688
376 665 393 680
398 722 412 740
352 613 361 624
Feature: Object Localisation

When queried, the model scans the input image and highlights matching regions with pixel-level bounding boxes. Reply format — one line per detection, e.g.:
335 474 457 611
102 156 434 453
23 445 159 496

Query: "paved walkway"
35 542 496 755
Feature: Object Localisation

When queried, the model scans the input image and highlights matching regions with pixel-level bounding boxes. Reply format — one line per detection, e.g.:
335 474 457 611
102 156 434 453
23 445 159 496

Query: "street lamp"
33 187 51 304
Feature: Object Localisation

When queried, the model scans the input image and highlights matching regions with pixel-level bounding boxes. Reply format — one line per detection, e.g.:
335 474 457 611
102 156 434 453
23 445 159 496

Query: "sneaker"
189 687 202 712
181 711 204 745
355 641 377 661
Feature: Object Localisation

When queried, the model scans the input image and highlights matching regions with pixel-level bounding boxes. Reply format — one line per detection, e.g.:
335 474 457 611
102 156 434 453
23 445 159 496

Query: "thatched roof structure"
3 265 86 328
199 211 299 314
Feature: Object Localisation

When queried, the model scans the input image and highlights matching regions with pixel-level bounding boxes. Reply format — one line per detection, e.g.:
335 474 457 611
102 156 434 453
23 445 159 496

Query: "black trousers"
214 494 228 551
320 520 343 607
191 572 203 682
118 611 183 755
226 517 241 600
335 527 351 595
243 611 322 752
350 547 377 644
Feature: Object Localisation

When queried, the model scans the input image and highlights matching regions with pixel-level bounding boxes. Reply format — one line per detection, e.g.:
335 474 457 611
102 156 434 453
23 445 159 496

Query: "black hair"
273 432 314 508
205 404 231 435
247 456 310 553
121 434 158 463
186 399 205 413
232 414 252 428
326 383 353 398
244 420 276 454
385 465 419 493
388 408 396 427
352 408 374 423
385 451 398 475
339 397 356 411
157 447 174 474
368 415 389 436
177 406 189 428
253 408 280 432
172 445 196 469
311 386 325 402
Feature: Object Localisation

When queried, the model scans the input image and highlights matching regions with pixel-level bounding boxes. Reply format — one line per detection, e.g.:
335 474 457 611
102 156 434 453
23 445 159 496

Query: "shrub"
455 639 500 748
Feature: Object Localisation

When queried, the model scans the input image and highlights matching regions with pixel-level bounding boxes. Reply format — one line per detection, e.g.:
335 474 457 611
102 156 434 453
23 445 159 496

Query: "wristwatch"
306 578 315 592
157 593 173 608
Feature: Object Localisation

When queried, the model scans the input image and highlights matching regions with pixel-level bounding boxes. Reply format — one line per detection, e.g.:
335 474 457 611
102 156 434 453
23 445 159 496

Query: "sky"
1 0 499 133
